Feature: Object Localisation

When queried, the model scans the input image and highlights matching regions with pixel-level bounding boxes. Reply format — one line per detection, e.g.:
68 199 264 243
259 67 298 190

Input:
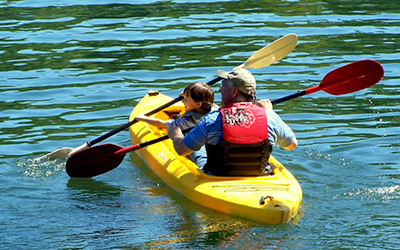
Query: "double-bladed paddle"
38 33 298 160
66 59 384 178
272 59 384 104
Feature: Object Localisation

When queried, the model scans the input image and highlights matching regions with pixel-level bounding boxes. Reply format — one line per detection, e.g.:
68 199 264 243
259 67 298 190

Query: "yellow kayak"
128 91 302 225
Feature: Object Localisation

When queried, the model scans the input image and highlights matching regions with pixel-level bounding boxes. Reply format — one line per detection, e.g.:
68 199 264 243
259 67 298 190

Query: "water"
1 0 399 249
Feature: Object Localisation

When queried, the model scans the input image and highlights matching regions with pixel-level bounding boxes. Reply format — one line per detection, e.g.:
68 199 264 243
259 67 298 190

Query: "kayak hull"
129 91 302 224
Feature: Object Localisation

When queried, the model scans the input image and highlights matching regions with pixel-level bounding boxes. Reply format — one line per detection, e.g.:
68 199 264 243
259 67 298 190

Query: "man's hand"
256 99 273 111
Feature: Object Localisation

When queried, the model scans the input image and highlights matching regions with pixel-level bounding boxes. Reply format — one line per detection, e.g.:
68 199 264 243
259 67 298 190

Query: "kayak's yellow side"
128 91 302 225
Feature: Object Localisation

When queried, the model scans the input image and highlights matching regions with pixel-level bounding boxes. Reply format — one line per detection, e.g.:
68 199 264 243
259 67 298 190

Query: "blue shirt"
183 108 296 151
165 113 207 168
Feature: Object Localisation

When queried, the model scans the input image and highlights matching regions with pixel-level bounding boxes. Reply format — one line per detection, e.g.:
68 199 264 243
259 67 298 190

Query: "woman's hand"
134 113 145 121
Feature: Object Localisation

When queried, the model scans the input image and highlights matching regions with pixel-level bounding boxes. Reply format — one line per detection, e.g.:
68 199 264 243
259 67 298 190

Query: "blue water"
1 0 399 249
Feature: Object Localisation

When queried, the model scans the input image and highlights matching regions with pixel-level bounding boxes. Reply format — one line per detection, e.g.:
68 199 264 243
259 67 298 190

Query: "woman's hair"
183 82 214 112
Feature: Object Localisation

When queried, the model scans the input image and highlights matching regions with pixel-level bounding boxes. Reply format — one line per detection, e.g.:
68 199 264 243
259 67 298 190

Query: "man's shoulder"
203 109 221 120
196 109 222 131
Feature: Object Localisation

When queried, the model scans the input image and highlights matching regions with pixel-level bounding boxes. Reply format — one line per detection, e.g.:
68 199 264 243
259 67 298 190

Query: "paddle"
272 59 384 104
66 59 384 178
38 33 298 160
66 128 192 177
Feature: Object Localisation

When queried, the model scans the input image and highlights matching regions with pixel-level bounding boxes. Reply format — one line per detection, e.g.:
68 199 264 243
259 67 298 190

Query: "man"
167 68 297 176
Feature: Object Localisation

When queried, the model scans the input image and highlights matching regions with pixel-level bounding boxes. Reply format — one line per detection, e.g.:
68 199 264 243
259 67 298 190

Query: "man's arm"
167 125 194 156
282 132 298 150
257 99 298 150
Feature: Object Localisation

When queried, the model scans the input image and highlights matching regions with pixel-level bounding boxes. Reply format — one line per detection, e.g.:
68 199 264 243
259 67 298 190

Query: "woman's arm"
134 114 166 129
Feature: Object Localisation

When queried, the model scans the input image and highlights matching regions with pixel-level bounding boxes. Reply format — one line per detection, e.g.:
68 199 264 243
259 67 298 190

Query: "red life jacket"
221 103 268 143
204 103 273 176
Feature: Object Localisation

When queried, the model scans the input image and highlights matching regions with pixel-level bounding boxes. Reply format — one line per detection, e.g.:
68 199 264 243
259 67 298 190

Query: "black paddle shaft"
129 127 194 154
87 77 222 146
271 90 306 105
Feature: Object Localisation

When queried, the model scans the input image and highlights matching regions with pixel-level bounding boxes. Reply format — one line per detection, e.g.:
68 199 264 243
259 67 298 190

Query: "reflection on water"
341 185 400 201
0 0 399 249
67 177 122 196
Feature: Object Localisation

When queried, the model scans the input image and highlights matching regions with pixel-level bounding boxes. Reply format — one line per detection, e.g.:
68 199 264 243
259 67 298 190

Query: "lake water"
1 0 399 249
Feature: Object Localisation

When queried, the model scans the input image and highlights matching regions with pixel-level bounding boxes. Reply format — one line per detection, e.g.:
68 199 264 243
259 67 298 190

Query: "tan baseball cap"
217 68 256 97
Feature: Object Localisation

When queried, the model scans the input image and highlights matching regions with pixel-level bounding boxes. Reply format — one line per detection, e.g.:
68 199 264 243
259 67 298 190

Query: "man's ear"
232 86 239 97
196 101 203 108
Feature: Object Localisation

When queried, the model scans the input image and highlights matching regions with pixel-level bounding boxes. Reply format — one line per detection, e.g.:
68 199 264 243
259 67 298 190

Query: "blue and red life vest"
204 103 273 176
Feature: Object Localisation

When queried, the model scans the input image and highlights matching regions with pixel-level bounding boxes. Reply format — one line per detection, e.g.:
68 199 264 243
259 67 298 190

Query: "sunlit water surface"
1 0 399 249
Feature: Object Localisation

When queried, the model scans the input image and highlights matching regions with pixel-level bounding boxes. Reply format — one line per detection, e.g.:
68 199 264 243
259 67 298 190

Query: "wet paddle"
39 33 298 160
66 59 384 178
272 59 384 105
66 128 193 178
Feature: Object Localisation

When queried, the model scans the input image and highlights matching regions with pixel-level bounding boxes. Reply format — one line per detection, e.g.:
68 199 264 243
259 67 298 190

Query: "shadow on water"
65 178 126 217
66 177 122 198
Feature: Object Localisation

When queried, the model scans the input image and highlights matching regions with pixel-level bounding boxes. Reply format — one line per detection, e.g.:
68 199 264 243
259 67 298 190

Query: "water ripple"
1 1 399 249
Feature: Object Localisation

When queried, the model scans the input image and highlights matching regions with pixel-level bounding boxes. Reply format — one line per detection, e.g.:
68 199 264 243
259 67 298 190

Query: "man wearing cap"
167 68 297 176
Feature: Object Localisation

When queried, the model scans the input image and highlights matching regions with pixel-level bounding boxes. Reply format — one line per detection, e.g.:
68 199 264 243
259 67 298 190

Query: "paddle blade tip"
66 143 125 178
319 59 384 96
243 33 298 69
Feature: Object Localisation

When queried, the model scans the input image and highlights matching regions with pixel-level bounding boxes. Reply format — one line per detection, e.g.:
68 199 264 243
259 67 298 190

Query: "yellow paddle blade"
33 147 74 161
243 33 298 69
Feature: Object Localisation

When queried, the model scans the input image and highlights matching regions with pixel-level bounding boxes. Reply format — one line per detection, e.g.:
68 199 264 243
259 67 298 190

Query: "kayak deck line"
210 183 291 192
